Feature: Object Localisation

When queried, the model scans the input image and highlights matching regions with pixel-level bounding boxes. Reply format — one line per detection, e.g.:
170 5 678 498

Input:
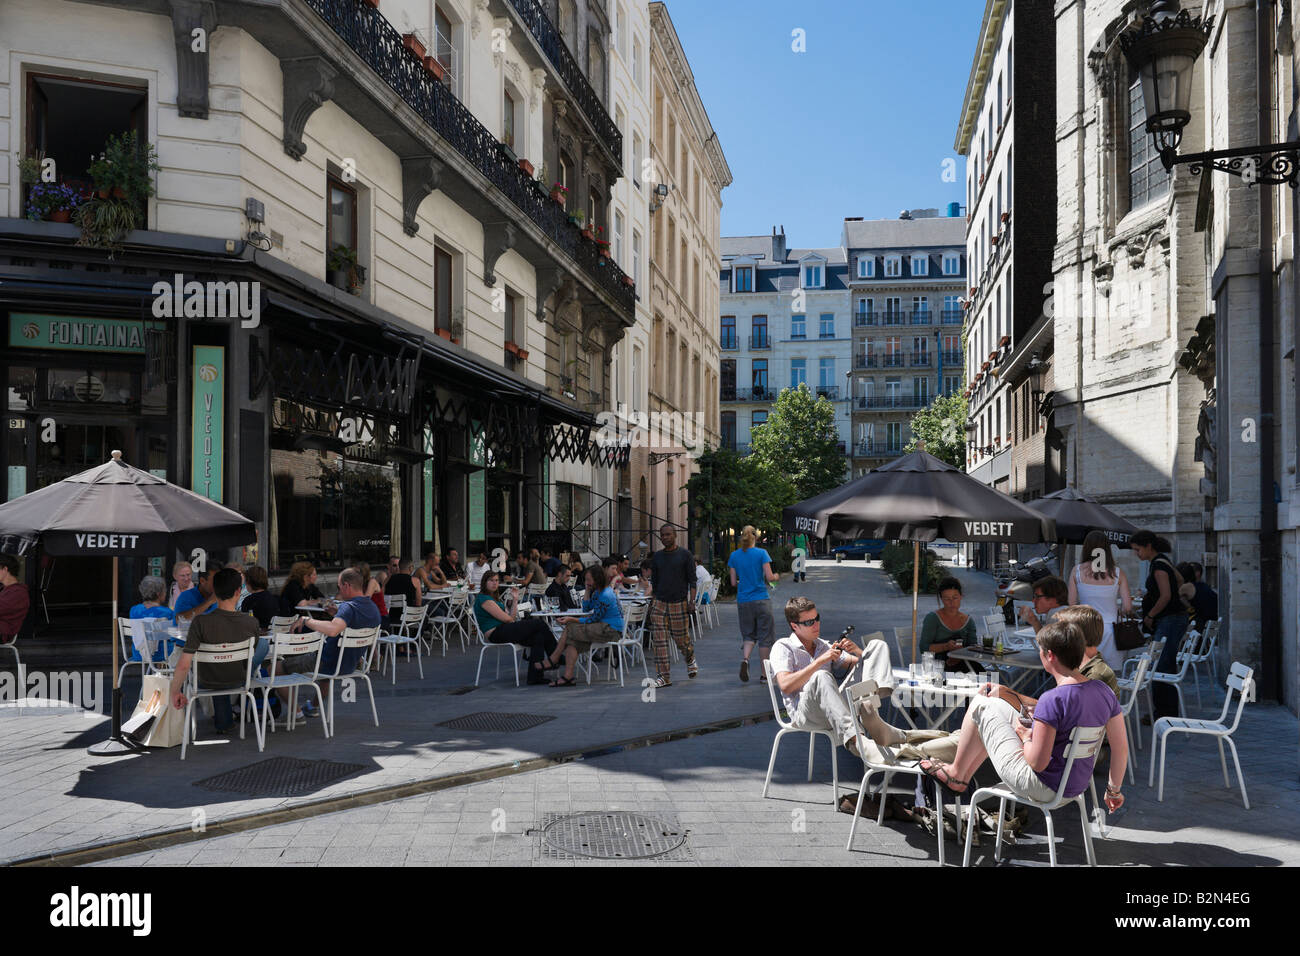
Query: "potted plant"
18 153 45 185
87 131 160 207
620 273 635 287
998 334 1010 347
991 234 999 246
327 244 358 290
594 226 609 256
516 348 529 361
424 56 446 81
74 196 140 254
517 158 535 177
403 32 426 58
26 182 80 223
568 208 586 230
550 182 568 205
499 142 518 165
449 308 464 344
436 327 454 342
361 0 379 7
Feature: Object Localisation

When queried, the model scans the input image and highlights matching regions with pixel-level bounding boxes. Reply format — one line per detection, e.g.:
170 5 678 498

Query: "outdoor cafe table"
889 669 983 730
949 644 1045 691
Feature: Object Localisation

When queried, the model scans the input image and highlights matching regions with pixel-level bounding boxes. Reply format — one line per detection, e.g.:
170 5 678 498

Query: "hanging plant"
74 197 140 254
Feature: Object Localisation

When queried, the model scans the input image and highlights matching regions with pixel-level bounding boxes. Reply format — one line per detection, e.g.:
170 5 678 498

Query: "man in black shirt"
440 547 466 581
545 565 579 611
648 524 698 687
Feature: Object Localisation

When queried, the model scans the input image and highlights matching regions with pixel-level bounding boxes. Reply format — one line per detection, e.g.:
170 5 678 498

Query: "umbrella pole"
88 556 142 757
911 540 919 666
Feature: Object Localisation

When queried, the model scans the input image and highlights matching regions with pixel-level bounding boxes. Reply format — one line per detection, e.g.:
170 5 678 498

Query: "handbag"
123 674 187 748
1113 614 1146 651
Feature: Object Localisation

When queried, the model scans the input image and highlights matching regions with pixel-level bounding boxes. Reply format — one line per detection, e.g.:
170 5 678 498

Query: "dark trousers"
488 617 557 664
1151 613 1189 718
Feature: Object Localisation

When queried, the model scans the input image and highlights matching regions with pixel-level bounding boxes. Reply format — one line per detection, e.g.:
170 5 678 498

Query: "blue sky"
664 0 985 248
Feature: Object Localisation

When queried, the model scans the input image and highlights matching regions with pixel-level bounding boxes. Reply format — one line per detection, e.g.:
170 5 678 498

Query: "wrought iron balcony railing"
305 0 633 314
855 441 903 456
856 394 926 410
940 350 963 365
911 352 931 366
910 310 933 325
854 313 876 327
879 311 907 326
504 0 622 164
814 385 840 400
853 354 877 369
749 333 771 350
941 309 965 325
720 335 738 350
881 354 906 368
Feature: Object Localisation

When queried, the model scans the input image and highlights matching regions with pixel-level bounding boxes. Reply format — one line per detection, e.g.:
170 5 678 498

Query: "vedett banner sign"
191 345 225 503
791 516 821 534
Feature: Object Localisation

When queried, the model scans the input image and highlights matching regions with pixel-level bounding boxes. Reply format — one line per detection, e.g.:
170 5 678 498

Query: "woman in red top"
356 562 388 618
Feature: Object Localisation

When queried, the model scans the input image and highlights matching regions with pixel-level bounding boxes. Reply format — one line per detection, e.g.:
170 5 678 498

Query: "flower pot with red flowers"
991 235 999 246
969 286 978 296
582 227 595 241
550 182 568 205
998 335 1010 348
517 158 535 177
403 32 427 59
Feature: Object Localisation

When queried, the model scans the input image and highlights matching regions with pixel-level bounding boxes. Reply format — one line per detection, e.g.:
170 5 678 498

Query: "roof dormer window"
884 256 902 278
858 257 874 279
910 254 928 277
802 264 823 289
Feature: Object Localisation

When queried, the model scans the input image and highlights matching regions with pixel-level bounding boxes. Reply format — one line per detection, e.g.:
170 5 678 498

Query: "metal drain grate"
540 811 691 861
436 712 555 733
194 757 366 796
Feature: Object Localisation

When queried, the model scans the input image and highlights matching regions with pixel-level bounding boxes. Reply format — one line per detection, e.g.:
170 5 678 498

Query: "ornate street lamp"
1121 0 1299 186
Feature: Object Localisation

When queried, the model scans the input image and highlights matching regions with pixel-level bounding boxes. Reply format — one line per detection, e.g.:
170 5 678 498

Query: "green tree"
749 384 846 501
904 391 968 469
686 446 796 553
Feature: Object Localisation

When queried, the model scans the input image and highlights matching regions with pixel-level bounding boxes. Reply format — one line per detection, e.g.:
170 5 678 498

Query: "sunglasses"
793 615 821 627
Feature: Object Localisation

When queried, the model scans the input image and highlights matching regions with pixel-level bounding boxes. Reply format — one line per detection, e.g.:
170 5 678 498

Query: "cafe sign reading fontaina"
9 313 148 353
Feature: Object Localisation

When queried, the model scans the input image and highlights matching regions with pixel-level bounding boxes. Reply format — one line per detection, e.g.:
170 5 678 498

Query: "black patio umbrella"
1026 487 1138 546
782 448 1056 662
0 451 255 756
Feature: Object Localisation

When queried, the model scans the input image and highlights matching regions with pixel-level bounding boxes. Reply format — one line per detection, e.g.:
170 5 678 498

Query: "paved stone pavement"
4 559 1297 866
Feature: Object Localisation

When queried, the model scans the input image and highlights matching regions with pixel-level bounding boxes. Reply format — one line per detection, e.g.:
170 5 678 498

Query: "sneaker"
739 660 750 682
301 701 321 719
686 658 699 679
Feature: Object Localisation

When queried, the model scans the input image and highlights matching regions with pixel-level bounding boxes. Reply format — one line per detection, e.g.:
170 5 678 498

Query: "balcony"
855 394 927 410
791 331 806 340
853 354 878 369
879 311 907 327
502 0 622 167
749 333 771 350
910 310 934 326
721 388 737 402
302 0 634 320
748 386 776 401
720 335 738 351
855 441 903 457
881 354 905 368
940 350 963 365
941 309 965 325
814 385 840 401
854 313 876 327
911 352 931 367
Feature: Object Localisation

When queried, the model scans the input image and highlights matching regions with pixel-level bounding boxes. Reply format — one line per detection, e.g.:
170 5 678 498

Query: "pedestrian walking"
649 524 697 687
728 525 778 683
792 531 810 583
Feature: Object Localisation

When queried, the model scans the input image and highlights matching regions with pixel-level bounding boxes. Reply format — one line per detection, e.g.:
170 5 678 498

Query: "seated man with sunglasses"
771 597 881 756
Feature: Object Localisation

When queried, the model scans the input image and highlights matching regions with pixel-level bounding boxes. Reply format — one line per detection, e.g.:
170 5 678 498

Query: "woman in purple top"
917 620 1128 812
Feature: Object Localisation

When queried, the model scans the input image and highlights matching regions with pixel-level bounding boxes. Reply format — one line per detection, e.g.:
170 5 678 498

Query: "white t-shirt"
695 564 711 590
467 560 491 588
769 633 834 712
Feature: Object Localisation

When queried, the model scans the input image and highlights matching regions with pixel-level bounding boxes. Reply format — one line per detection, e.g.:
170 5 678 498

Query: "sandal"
919 759 969 795
549 675 577 687
653 675 672 688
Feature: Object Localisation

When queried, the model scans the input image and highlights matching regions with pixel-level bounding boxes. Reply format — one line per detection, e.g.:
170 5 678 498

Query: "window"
944 294 962 314
885 256 902 278
751 315 768 349
616 3 628 59
945 375 961 396
632 229 642 286
720 316 736 350
721 411 736 450
633 35 644 89
614 209 625 266
913 337 929 360
858 257 874 279
434 5 458 91
752 360 768 395
502 87 516 149
734 266 753 292
887 422 902 450
752 410 769 430
856 298 872 317
721 358 736 399
912 295 929 316
587 33 606 100
943 253 961 275
819 313 835 339
1128 72 1170 211
911 254 928 277
791 358 806 388
791 314 806 339
803 264 823 288
433 244 454 333
504 290 521 370
588 188 603 233
559 151 574 210
818 358 834 388
692 255 700 315
632 131 643 189
327 174 357 276
884 296 902 322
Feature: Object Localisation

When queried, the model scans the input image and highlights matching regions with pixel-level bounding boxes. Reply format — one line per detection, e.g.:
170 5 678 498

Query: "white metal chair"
317 627 381 736
587 600 650 686
527 583 547 599
471 607 529 686
0 630 20 684
962 724 1107 867
1150 628 1199 718
117 616 149 685
760 660 841 806
1189 619 1220 689
180 637 264 760
427 590 469 653
842 679 961 864
891 626 914 668
981 613 1008 642
1118 636 1166 743
252 630 327 739
1150 662 1255 808
1117 653 1151 782
377 606 425 681
706 580 721 628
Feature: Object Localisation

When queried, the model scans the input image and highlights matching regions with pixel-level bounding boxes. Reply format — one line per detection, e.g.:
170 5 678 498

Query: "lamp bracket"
1163 140 1300 188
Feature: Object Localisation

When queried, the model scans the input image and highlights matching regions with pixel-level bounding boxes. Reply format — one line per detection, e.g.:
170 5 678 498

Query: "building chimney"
772 225 787 263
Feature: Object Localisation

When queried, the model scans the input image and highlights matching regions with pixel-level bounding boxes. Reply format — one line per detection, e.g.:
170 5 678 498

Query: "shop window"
25 73 148 218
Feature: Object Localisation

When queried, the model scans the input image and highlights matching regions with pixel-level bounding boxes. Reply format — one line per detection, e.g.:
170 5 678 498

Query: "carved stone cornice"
482 221 519 287
400 155 445 236
281 57 337 160
168 0 216 119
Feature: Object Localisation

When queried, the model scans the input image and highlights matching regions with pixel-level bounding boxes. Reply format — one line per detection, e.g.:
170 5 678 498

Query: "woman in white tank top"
1068 531 1133 669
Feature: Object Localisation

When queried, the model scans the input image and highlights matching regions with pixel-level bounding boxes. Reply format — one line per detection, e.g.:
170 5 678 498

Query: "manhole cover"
436 712 555 733
194 756 366 796
541 811 689 860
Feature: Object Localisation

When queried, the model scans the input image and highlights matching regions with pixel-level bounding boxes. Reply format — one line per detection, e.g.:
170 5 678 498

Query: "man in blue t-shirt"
174 563 222 621
728 526 779 683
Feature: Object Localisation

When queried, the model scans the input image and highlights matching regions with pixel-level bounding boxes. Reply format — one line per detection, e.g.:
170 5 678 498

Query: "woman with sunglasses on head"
1068 530 1132 669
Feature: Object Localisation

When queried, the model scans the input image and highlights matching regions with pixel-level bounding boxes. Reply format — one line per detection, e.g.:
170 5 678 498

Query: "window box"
517 158 535 177
551 183 568 205
1000 211 1010 224
621 274 635 287
991 235 999 246
970 286 978 296
998 335 1010 348
582 226 595 241
403 33 427 59
362 0 380 7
